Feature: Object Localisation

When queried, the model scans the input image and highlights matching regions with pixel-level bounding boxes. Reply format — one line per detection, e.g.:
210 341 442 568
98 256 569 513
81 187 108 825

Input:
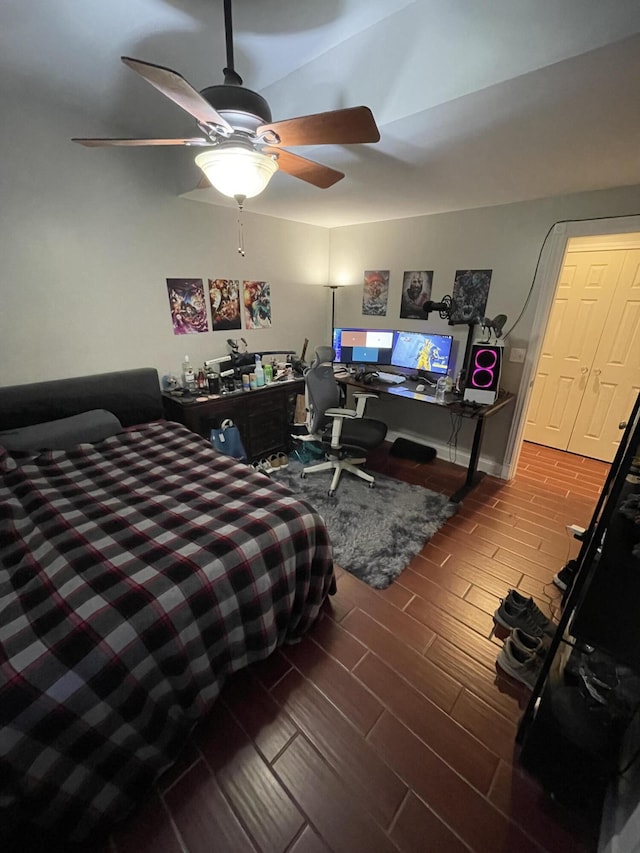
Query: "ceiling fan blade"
72 137 209 147
264 147 344 189
121 56 234 133
258 106 380 147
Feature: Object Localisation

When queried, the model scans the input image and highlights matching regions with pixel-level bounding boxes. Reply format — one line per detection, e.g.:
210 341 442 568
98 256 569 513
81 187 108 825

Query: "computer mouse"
416 383 426 392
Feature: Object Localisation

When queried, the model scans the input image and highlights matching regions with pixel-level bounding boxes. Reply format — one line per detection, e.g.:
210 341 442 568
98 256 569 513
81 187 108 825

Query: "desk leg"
450 416 486 503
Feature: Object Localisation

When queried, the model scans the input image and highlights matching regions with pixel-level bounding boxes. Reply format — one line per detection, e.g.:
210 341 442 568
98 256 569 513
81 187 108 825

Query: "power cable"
502 213 640 342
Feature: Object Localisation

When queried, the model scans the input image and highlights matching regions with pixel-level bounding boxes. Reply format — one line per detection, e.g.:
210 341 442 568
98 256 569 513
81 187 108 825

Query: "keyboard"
375 371 406 385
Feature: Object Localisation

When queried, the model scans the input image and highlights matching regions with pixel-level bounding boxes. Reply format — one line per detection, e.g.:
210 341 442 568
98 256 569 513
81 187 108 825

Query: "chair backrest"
305 347 340 434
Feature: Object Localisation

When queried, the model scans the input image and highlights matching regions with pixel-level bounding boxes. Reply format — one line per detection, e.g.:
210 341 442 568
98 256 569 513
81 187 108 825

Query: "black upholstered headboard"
0 368 163 430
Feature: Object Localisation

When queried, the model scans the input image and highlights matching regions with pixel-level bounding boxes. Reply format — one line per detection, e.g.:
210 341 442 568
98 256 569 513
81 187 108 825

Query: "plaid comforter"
0 421 334 839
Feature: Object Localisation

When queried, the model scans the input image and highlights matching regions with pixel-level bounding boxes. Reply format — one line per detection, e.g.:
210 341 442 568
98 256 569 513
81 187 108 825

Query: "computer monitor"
391 330 453 376
332 327 396 365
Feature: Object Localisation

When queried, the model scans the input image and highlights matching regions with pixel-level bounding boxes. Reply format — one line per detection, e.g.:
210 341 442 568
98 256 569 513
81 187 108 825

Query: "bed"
0 368 335 840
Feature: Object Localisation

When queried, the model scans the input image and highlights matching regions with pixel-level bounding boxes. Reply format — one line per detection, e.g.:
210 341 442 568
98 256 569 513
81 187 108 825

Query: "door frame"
502 214 640 480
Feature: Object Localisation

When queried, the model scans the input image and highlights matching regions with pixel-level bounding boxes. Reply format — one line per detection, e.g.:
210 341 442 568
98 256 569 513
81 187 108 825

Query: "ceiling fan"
72 0 380 204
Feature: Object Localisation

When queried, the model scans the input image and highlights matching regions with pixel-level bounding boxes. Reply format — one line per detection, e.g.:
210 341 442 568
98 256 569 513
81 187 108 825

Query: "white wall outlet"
509 347 526 363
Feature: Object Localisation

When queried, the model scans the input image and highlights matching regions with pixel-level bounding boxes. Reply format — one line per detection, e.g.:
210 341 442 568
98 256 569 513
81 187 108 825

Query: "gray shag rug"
272 461 457 589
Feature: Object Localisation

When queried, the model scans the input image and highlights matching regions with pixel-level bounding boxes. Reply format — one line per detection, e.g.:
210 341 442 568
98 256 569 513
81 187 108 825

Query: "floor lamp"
324 284 341 332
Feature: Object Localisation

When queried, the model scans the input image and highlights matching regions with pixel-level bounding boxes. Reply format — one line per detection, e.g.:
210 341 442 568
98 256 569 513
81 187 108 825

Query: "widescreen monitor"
332 327 396 365
391 330 453 376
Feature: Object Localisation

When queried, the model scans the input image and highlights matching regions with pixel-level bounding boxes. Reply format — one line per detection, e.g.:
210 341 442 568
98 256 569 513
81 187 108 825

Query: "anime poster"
400 270 433 319
243 280 272 329
450 269 492 324
209 278 241 331
166 278 209 335
362 270 389 316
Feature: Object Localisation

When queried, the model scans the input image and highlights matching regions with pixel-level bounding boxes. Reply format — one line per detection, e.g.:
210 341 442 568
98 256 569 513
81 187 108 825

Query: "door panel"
568 250 640 460
524 250 624 449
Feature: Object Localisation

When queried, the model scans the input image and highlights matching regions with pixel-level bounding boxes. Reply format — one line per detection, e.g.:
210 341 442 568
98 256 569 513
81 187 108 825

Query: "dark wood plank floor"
35 441 613 853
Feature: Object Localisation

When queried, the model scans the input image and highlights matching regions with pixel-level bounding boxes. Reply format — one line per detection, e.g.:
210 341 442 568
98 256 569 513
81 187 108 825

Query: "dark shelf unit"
516 390 640 822
162 379 305 461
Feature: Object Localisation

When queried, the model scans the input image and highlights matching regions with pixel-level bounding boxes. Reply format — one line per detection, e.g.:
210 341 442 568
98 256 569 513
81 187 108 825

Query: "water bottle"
254 355 265 387
435 374 448 403
444 370 454 392
182 355 196 393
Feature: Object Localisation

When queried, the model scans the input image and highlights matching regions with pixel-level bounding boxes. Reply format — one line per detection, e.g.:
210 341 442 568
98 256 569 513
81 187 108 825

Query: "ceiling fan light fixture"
195 147 278 199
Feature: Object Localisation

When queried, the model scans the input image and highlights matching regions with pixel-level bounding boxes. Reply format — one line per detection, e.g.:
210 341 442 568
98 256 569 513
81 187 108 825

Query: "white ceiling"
4 0 640 227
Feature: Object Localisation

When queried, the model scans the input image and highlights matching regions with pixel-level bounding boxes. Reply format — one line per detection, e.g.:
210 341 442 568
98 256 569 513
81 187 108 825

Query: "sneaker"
553 559 578 592
496 637 544 690
494 595 554 638
510 627 551 658
505 589 556 636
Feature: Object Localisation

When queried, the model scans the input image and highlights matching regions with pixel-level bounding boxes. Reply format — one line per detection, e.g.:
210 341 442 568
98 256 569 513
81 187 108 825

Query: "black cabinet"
162 379 304 460
516 391 640 827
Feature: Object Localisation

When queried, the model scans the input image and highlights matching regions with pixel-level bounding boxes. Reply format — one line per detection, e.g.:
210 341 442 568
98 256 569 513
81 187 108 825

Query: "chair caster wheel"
328 489 335 497
369 482 375 489
300 472 307 479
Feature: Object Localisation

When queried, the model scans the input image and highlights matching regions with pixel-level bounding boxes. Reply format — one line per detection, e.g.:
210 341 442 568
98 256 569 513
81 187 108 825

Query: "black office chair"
300 346 387 495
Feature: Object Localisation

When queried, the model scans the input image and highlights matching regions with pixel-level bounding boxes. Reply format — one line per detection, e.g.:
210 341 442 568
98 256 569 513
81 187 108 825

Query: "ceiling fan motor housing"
200 85 272 125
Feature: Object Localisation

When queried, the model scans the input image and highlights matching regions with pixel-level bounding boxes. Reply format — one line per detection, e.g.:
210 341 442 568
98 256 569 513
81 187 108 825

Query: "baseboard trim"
385 429 508 480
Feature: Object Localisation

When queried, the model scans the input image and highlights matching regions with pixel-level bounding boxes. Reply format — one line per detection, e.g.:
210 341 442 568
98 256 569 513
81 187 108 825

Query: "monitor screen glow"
391 331 453 375
332 328 396 365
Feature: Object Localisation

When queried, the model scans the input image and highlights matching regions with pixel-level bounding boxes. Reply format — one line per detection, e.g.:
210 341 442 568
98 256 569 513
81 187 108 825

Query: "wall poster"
400 270 433 319
243 280 272 328
362 270 390 316
450 269 492 324
209 278 241 331
166 278 209 335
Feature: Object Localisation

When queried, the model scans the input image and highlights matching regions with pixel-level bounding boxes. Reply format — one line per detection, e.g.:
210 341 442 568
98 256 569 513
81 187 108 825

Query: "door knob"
580 366 589 374
593 368 601 376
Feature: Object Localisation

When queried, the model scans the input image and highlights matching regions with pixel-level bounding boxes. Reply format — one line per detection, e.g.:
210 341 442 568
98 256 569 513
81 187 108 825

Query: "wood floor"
41 442 612 853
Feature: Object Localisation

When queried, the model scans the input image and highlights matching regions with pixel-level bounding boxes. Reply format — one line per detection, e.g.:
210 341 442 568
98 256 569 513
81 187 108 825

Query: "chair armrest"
353 391 379 417
325 407 357 419
322 408 359 448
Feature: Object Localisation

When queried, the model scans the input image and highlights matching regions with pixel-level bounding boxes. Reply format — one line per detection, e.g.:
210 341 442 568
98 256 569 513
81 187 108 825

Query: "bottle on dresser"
254 355 265 387
182 355 196 393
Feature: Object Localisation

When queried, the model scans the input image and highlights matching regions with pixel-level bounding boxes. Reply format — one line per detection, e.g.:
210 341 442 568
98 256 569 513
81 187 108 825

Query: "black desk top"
336 373 514 419
162 377 304 407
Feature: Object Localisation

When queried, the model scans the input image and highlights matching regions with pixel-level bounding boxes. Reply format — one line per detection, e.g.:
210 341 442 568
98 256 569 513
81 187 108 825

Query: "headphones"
355 370 377 385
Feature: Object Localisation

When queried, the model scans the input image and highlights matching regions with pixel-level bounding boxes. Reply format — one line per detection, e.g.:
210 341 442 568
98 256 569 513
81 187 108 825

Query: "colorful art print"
243 280 272 329
166 278 209 335
362 270 389 316
450 269 493 325
400 270 433 319
209 278 241 331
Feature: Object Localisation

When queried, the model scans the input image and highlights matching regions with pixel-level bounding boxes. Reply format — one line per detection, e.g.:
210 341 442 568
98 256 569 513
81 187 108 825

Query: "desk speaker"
463 344 502 405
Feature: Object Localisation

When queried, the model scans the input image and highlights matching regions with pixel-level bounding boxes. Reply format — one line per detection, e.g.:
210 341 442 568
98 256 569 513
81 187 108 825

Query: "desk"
162 379 304 460
337 374 514 503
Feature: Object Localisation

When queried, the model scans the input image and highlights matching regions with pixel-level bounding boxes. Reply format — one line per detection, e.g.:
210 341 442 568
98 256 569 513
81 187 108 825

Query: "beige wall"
3 78 640 472
0 89 330 387
329 186 640 468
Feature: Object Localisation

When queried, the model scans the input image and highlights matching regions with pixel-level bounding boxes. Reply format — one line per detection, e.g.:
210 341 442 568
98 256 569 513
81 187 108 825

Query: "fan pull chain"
235 195 245 257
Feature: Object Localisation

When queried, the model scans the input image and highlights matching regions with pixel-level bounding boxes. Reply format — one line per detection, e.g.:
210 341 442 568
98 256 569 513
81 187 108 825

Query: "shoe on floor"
496 636 544 690
553 559 578 592
494 589 557 637
505 589 555 632
494 593 555 638
510 627 551 658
